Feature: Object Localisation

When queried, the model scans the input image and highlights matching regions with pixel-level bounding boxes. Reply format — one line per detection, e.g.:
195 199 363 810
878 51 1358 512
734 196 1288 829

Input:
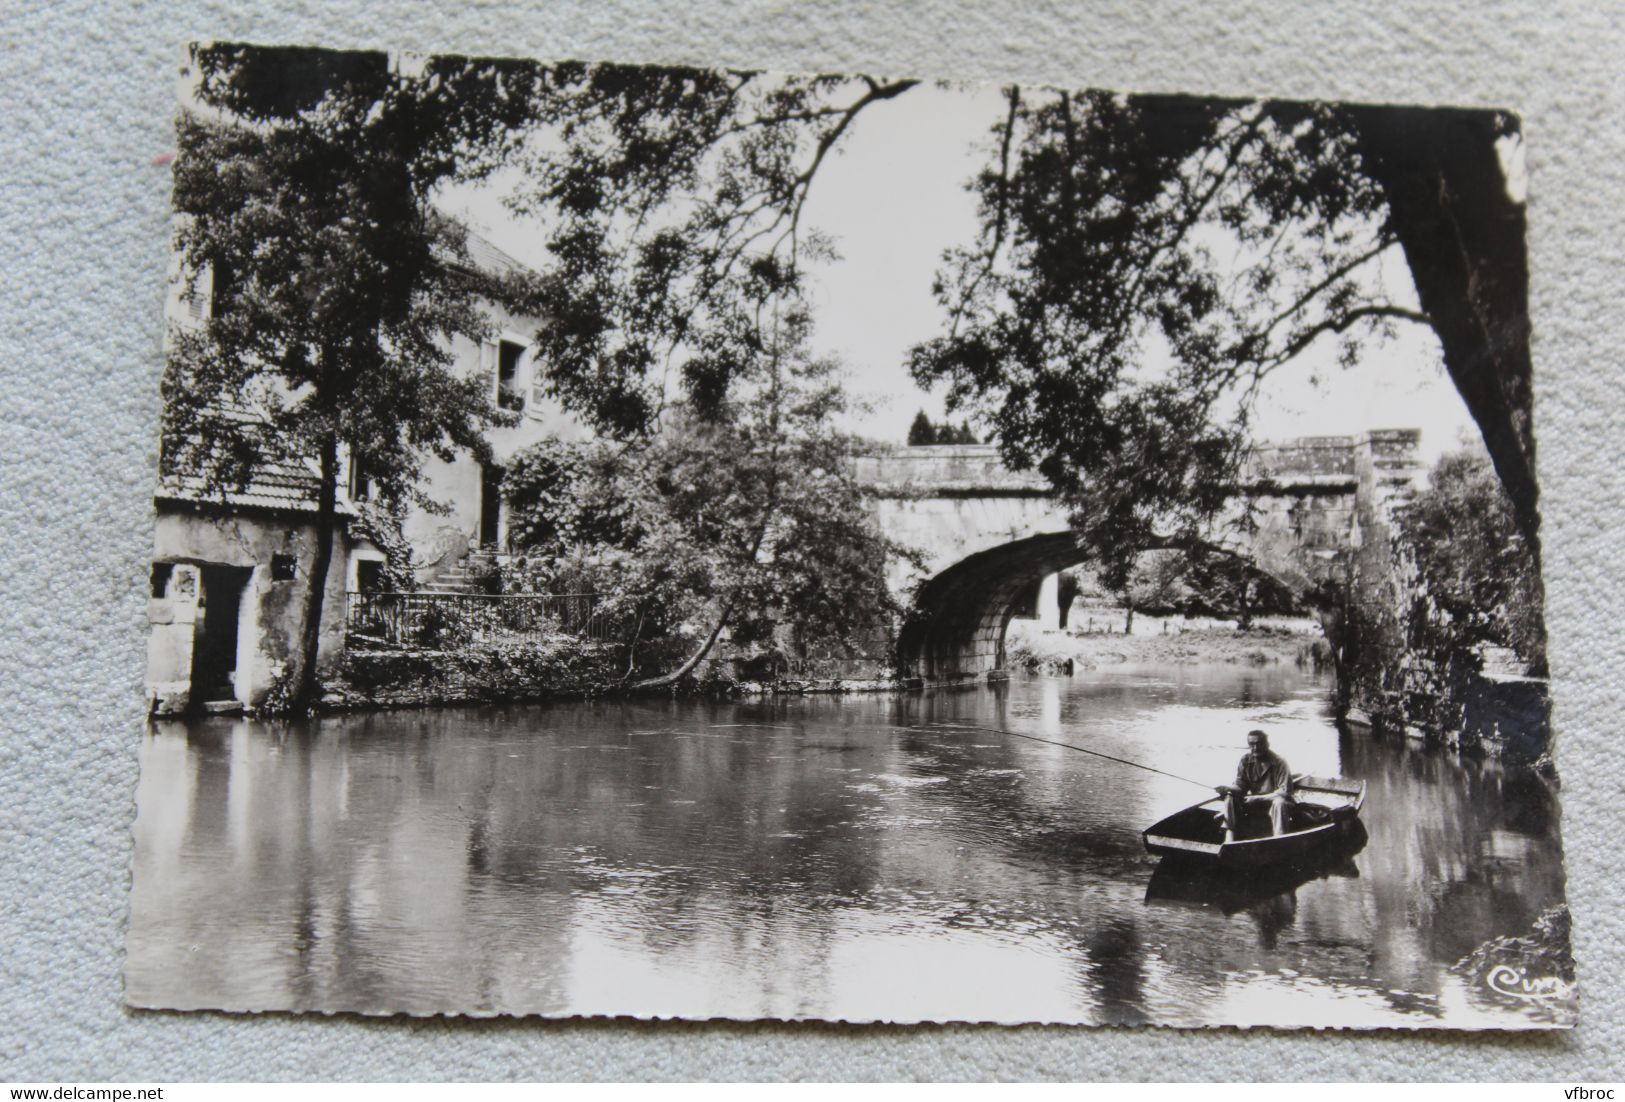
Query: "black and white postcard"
126 43 1571 1028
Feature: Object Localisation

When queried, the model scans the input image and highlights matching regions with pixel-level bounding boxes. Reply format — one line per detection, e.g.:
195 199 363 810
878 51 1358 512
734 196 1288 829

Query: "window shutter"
526 348 547 411
480 340 498 396
185 266 211 321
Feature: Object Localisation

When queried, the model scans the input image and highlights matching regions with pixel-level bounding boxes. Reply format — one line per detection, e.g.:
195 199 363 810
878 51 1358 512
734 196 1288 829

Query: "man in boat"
1217 729 1293 840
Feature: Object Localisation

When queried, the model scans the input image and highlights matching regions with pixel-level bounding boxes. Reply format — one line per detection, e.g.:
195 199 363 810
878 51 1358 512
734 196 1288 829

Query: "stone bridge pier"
853 433 1422 683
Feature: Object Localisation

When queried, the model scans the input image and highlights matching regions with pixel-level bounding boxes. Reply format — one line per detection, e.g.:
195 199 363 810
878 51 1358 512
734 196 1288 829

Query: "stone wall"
147 507 353 713
323 635 625 711
1247 435 1359 479
850 444 1049 496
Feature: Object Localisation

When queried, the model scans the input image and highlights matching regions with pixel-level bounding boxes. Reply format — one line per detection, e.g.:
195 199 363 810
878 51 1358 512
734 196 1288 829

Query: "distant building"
146 231 569 714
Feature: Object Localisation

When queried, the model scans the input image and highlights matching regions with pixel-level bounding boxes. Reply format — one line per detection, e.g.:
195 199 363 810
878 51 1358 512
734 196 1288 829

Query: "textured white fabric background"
4 0 1622 1082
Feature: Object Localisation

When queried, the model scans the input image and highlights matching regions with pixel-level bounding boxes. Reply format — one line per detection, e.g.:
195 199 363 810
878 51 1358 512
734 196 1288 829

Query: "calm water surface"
127 663 1567 1027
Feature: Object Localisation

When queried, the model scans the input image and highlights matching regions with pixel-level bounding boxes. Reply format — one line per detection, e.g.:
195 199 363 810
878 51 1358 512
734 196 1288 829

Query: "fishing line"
916 721 1215 791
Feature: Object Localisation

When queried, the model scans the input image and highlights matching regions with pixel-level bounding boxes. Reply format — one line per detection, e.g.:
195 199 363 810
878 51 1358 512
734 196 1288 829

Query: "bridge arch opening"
895 532 1331 681
898 531 1084 680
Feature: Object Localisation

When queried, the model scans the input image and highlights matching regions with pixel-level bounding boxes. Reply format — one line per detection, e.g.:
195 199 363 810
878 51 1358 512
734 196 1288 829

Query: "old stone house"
146 230 569 714
147 427 362 714
394 233 579 584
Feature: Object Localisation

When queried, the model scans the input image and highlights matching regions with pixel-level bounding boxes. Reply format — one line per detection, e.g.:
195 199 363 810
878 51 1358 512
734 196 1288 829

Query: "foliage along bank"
1332 449 1549 761
322 597 905 712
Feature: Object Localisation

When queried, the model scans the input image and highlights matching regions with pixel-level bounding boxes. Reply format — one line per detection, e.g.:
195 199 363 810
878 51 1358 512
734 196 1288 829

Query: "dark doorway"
479 463 503 548
191 564 253 705
356 558 385 595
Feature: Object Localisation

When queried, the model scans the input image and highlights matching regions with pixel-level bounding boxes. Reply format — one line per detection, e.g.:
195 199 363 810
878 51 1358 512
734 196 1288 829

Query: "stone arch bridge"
850 432 1423 682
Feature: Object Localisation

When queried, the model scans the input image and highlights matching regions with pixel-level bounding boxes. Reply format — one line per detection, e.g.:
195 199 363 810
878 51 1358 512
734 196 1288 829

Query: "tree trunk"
1123 604 1134 634
629 478 776 692
630 593 737 691
1234 574 1255 630
291 433 339 713
1349 106 1540 560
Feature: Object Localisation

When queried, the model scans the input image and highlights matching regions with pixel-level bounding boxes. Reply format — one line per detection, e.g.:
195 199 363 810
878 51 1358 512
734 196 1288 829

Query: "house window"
210 257 235 318
187 258 236 321
348 452 371 502
497 340 526 412
271 554 298 582
150 562 174 599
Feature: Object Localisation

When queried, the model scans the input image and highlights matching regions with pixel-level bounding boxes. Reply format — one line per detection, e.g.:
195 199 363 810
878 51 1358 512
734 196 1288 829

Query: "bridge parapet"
1248 435 1359 479
850 444 1049 498
855 433 1421 499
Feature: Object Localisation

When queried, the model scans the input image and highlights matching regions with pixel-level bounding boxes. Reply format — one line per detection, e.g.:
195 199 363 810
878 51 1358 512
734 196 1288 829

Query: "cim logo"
1485 963 1575 1003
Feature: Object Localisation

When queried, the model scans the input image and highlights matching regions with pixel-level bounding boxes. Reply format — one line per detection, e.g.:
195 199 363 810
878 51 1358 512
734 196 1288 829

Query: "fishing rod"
915 721 1216 792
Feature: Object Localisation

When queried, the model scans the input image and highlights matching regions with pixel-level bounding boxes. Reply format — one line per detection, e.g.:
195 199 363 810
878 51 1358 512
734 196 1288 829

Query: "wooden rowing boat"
1142 774 1367 871
1144 829 1366 913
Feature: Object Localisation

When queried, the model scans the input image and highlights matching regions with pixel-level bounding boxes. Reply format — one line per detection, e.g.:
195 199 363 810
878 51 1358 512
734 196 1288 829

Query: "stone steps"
416 549 508 595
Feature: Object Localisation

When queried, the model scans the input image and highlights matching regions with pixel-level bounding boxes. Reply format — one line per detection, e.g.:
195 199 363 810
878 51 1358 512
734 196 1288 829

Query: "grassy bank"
1007 621 1326 673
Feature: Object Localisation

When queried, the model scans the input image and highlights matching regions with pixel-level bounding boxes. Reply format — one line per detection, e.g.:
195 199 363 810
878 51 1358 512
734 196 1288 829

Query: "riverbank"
1007 621 1325 674
319 636 629 712
309 623 1325 714
318 640 912 713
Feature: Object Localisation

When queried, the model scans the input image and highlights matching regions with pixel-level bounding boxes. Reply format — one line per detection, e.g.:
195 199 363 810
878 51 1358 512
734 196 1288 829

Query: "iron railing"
344 591 616 647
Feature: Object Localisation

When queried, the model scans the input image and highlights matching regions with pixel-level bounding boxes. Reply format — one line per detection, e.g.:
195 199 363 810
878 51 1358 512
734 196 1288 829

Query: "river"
125 661 1568 1028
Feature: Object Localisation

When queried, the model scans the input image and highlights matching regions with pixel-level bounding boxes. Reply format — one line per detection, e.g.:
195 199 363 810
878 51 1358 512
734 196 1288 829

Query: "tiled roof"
156 406 354 517
159 460 347 516
463 230 528 278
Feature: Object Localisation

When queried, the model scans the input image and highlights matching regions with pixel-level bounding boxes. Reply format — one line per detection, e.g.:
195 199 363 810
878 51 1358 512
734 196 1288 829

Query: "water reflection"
1145 822 1367 916
126 663 1567 1027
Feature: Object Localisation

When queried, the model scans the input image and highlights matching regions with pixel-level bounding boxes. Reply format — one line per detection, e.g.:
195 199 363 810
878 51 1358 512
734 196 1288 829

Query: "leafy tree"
503 309 903 687
1178 552 1302 628
1116 550 1191 632
906 412 982 445
1396 448 1545 673
506 64 916 442
908 91 1538 585
164 44 548 711
478 64 924 684
500 72 1534 590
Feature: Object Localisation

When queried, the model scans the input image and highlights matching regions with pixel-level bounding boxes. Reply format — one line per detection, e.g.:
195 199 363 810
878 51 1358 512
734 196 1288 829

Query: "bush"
337 636 627 700
1396 449 1545 674
414 600 480 648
